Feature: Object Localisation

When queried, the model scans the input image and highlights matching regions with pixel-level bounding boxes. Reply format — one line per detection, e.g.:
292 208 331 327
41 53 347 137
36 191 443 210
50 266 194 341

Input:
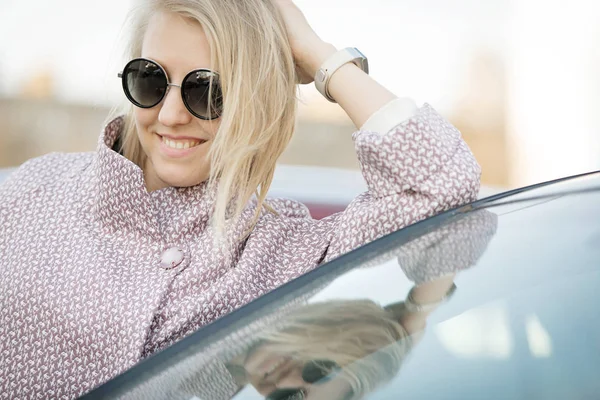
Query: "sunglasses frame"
118 57 222 120
265 359 345 400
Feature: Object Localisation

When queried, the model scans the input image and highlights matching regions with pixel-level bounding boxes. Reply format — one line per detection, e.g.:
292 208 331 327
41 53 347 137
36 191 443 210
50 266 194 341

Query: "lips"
266 358 298 384
157 133 208 151
161 136 202 149
263 357 289 378
154 132 209 158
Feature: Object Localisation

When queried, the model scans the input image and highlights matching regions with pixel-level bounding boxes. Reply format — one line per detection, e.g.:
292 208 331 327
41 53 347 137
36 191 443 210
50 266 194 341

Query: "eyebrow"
142 56 218 79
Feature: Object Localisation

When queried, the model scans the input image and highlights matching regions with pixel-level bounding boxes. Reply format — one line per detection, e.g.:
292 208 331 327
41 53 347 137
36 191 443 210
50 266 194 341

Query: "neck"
142 158 171 192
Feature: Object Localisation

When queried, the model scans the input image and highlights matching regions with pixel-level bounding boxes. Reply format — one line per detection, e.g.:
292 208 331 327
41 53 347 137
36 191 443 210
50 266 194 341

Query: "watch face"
353 47 366 58
316 69 327 83
349 48 369 75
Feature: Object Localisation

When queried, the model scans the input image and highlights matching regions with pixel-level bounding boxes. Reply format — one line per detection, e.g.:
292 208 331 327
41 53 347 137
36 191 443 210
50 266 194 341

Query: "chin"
153 161 209 189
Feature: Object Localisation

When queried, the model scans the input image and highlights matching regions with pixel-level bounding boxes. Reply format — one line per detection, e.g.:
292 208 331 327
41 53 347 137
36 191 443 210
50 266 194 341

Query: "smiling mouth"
160 135 207 150
264 357 289 379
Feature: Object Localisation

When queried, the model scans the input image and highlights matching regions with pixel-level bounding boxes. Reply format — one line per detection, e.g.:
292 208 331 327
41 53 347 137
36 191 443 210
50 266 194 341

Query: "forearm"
306 42 400 129
277 2 413 131
399 275 456 333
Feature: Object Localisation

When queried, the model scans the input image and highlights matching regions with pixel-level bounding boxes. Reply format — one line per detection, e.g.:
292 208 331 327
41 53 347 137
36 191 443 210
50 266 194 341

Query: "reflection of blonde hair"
107 0 297 236
258 300 413 398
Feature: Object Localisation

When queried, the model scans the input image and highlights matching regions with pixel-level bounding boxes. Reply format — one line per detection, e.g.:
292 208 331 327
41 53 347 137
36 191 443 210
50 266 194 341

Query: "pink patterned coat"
0 104 480 399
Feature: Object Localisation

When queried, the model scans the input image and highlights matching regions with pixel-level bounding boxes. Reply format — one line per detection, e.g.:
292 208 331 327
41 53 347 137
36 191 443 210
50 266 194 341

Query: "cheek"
198 118 220 138
134 107 159 134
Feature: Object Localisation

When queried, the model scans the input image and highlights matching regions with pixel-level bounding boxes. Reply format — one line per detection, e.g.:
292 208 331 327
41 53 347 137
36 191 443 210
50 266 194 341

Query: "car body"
0 168 12 183
74 170 600 399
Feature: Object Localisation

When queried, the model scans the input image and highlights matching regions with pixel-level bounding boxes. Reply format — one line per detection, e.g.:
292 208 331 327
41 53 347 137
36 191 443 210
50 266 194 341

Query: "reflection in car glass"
104 210 497 400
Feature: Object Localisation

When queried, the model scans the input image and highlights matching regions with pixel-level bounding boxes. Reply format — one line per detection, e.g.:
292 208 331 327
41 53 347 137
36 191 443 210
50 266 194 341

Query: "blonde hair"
108 0 298 237
257 300 413 398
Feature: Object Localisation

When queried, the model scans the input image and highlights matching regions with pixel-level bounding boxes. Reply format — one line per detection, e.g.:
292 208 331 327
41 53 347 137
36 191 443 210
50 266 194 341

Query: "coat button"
160 247 185 270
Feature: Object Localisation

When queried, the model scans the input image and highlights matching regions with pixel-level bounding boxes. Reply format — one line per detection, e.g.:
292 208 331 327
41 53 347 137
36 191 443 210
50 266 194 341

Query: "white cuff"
360 97 418 134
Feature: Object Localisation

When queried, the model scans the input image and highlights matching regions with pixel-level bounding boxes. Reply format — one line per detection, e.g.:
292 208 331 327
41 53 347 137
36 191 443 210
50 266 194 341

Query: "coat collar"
91 117 216 242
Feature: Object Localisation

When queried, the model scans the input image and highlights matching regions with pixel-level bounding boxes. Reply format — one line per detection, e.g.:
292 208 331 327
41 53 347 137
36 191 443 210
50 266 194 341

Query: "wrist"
404 283 457 313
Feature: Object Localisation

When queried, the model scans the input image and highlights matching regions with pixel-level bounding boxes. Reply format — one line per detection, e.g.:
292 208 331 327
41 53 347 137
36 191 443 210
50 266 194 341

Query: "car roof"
81 170 600 399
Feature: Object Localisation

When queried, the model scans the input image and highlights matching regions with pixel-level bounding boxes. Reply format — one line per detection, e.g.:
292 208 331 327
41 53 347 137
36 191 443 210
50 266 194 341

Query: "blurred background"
1 0 600 190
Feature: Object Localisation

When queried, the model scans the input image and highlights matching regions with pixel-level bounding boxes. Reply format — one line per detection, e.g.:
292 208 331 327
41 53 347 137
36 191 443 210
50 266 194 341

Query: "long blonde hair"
257 300 413 398
108 0 298 237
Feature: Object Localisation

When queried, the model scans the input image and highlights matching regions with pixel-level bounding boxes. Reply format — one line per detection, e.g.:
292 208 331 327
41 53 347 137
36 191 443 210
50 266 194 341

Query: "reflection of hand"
397 210 498 284
384 210 498 337
388 276 456 338
406 276 456 309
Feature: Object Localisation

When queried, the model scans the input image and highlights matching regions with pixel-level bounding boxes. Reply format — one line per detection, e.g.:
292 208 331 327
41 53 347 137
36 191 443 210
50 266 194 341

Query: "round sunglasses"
118 58 223 120
265 360 353 400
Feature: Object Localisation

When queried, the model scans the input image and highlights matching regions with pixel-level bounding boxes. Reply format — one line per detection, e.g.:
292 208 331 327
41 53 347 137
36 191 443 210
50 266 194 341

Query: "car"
0 168 12 183
74 169 600 400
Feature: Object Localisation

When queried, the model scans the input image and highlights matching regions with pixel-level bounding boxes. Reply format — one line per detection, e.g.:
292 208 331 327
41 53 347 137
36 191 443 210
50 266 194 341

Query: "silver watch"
314 47 369 103
404 283 457 313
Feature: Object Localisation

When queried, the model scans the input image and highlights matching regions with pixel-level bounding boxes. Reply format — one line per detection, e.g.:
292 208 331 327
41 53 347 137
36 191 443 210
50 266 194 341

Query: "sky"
0 0 508 111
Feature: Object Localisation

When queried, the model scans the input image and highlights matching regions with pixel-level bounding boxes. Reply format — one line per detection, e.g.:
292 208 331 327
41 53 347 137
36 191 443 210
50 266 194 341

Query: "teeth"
161 136 202 150
265 358 287 377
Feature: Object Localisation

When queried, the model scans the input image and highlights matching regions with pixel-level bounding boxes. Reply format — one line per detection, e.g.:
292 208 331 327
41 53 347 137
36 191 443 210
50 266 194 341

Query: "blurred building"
0 91 506 188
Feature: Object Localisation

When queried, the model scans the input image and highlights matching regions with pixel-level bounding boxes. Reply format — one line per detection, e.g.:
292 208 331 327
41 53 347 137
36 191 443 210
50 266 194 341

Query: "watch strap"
314 47 369 103
404 283 457 313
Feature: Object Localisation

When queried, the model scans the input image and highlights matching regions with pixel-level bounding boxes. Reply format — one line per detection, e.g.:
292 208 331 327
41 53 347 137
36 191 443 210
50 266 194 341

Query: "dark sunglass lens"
182 70 223 119
302 360 340 384
124 59 167 107
266 389 305 400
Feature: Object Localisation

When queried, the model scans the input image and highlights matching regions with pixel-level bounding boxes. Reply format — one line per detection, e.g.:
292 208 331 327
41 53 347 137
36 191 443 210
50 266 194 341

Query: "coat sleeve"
324 103 481 261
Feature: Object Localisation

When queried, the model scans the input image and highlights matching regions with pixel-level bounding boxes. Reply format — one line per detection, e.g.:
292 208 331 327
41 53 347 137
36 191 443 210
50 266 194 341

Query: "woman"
0 0 480 398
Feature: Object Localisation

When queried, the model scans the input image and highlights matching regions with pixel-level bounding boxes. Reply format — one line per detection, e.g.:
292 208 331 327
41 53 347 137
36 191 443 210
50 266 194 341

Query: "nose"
157 84 193 127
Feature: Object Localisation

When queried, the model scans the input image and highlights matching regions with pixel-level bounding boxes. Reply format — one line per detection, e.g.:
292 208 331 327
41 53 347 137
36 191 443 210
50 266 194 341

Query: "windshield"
82 173 600 400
